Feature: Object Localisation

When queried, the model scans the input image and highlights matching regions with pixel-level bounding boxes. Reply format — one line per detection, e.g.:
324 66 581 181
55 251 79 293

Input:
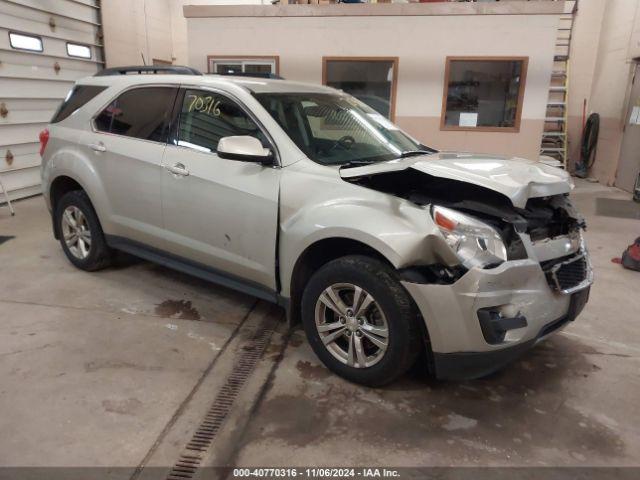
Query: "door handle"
166 162 190 176
88 142 106 152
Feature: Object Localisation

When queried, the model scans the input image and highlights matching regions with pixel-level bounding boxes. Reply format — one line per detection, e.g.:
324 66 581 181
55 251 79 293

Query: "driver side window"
175 89 266 153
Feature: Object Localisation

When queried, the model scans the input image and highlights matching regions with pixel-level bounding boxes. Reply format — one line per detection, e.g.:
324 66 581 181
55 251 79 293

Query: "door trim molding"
105 235 280 304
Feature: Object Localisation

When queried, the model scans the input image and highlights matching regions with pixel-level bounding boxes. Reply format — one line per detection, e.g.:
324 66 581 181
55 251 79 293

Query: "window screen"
94 87 177 142
51 85 106 123
175 89 265 153
324 59 396 119
443 58 526 129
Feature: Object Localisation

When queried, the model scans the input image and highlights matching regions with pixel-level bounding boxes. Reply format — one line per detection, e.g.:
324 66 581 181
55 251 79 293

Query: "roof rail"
212 72 284 80
95 65 203 77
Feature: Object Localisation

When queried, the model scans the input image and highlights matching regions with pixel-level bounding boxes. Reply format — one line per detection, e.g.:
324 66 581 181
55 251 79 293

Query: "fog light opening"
477 307 528 345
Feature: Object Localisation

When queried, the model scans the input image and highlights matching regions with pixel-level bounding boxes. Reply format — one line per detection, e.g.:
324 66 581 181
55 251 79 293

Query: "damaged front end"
342 165 590 294
340 155 592 376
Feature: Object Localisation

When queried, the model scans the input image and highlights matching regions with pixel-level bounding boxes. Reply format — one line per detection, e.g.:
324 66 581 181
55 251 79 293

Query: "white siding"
0 0 103 202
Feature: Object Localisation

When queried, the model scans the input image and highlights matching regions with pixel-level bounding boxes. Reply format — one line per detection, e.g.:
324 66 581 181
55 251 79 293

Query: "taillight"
39 128 50 157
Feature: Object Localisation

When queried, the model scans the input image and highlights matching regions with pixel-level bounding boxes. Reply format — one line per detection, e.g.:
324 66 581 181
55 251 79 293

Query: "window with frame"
175 89 266 153
94 87 177 142
442 57 528 131
66 42 91 59
323 58 397 120
208 57 277 77
52 85 106 123
9 32 43 52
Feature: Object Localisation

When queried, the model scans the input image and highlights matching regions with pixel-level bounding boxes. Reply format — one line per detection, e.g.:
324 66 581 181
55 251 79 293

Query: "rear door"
82 85 178 247
160 87 280 292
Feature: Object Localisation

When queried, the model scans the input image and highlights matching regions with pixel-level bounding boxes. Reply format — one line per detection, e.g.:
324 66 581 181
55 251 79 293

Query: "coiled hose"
575 112 600 178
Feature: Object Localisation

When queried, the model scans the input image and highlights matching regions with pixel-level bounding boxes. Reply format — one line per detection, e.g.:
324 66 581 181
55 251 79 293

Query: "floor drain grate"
166 319 276 480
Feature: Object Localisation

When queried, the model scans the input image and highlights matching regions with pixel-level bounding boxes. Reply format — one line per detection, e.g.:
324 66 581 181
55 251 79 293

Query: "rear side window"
175 89 266 153
94 87 178 143
51 85 107 123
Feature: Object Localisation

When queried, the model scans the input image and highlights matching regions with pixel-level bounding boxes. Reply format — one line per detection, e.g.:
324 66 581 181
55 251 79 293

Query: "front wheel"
301 255 422 386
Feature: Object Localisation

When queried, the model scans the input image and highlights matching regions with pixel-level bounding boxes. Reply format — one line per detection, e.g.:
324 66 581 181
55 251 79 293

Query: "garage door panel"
1 79 75 98
0 1 98 36
1 142 39 158
0 33 98 62
0 99 61 116
0 109 56 126
72 0 99 7
0 124 47 145
6 0 100 25
0 12 99 46
0 0 101 200
0 163 40 188
0 49 103 72
1 151 40 174
0 62 98 83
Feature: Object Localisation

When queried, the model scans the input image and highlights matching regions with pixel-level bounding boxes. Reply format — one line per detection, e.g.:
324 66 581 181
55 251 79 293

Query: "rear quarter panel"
41 82 116 233
43 125 114 229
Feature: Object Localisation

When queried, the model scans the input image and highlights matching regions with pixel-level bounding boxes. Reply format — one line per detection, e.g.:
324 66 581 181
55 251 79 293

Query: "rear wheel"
301 255 422 386
56 190 112 271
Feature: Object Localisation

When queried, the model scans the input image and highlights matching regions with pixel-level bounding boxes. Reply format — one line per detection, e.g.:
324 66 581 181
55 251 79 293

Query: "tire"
301 255 422 386
56 190 113 271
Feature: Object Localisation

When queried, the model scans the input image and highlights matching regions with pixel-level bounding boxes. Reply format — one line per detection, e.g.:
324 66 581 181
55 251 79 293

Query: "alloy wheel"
61 205 92 260
314 283 389 368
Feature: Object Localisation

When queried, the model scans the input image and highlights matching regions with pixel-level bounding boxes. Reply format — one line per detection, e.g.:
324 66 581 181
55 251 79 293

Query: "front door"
616 64 640 193
161 88 280 291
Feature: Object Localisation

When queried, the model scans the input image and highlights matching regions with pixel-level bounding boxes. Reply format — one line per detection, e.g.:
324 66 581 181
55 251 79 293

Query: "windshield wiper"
398 150 434 158
339 159 379 169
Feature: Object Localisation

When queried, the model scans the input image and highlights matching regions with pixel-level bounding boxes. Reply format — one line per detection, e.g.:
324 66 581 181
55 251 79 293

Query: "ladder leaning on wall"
539 0 578 168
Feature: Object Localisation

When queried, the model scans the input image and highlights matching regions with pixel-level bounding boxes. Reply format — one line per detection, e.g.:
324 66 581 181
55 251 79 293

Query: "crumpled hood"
339 152 573 208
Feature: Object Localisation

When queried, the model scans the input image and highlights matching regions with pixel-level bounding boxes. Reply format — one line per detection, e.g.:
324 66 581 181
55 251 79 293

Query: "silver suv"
40 66 592 386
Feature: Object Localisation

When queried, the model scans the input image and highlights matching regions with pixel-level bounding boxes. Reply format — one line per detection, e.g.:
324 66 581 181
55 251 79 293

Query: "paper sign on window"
459 112 478 127
367 113 398 130
630 106 640 125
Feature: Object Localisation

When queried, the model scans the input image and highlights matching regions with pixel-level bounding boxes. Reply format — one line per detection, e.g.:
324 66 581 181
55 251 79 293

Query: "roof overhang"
184 2 565 19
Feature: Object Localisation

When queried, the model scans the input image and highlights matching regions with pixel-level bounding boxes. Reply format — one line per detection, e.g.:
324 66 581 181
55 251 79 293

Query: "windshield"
255 92 434 166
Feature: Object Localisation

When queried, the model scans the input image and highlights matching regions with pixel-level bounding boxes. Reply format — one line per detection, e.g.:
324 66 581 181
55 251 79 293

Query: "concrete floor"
0 179 638 474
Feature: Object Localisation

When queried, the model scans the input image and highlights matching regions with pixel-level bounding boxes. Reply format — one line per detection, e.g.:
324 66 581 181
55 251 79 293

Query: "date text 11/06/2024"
232 468 401 478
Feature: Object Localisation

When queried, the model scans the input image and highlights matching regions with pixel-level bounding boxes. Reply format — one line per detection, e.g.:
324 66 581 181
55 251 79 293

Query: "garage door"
0 0 103 203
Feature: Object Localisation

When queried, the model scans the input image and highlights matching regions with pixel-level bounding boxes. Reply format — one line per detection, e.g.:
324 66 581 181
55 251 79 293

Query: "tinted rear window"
51 85 107 123
94 87 178 143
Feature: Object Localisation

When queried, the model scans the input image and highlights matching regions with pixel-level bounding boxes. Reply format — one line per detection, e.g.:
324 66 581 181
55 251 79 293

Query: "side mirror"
217 136 274 165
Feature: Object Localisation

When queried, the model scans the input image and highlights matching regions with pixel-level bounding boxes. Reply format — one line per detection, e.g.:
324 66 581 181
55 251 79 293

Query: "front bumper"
402 257 592 380
432 287 589 380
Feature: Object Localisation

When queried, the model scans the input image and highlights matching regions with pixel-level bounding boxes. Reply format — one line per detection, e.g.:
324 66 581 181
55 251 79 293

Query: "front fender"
278 165 458 297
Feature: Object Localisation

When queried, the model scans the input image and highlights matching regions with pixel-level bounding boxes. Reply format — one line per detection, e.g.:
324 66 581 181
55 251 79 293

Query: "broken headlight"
431 205 508 269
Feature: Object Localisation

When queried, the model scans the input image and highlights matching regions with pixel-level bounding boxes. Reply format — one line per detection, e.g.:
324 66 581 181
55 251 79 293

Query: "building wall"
101 0 174 67
186 5 560 161
102 0 265 68
566 0 606 172
170 0 266 66
568 0 640 186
